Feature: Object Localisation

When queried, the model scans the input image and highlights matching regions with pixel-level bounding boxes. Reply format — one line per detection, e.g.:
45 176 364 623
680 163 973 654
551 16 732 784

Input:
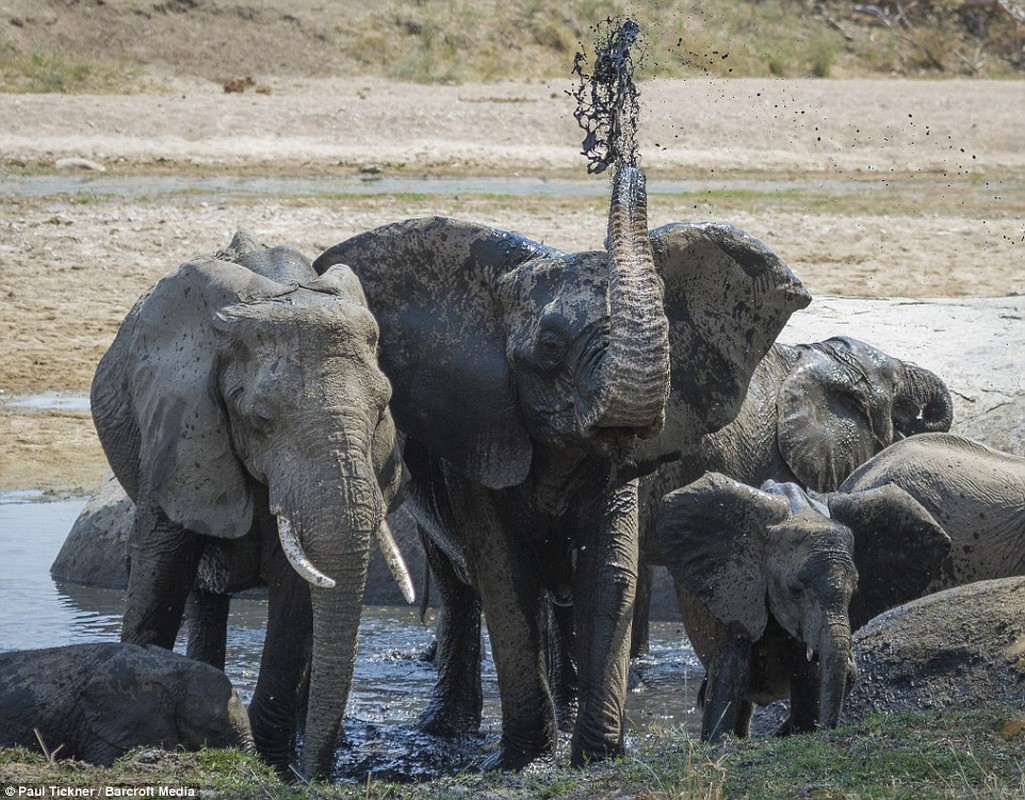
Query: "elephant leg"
417 526 483 737
185 588 230 670
249 546 313 774
630 560 653 658
545 600 578 732
701 634 753 742
452 485 555 769
122 501 203 650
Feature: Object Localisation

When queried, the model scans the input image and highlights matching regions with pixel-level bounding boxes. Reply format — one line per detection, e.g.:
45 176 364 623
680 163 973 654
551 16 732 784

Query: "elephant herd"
6 163 1025 782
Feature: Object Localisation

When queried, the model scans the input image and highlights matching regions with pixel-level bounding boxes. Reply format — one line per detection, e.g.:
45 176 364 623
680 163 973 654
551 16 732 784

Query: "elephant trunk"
815 621 857 730
591 165 671 439
897 363 954 436
275 462 384 780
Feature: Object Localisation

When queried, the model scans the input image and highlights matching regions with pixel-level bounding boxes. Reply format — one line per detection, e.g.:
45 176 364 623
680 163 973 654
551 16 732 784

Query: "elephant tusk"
807 644 815 663
276 515 337 590
375 519 416 605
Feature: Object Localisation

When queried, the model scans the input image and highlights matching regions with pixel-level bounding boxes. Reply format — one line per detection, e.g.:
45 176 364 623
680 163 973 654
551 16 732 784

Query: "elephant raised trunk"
589 165 671 439
897 362 954 436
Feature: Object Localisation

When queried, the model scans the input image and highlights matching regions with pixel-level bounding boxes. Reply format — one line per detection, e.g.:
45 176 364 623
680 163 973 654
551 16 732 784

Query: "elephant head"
313 167 673 489
777 336 953 492
654 472 949 739
91 232 404 778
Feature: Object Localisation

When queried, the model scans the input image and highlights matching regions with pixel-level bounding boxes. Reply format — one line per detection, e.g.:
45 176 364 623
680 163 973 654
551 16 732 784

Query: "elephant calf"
0 643 252 765
653 472 950 741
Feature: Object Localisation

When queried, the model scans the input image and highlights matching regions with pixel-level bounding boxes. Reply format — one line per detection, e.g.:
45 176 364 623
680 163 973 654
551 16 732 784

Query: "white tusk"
276 515 336 589
807 644 815 662
374 519 415 604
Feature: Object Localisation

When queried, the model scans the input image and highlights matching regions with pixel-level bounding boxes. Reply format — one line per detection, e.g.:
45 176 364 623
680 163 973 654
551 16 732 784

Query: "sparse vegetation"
0 0 1021 92
2 706 1024 797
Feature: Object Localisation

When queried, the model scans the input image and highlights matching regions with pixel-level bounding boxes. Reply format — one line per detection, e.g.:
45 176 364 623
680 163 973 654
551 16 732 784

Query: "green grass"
2 706 1023 799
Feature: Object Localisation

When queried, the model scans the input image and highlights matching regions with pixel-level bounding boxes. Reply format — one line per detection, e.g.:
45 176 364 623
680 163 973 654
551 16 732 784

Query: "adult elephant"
633 336 952 655
313 167 811 767
654 473 950 741
839 432 1025 590
91 232 405 780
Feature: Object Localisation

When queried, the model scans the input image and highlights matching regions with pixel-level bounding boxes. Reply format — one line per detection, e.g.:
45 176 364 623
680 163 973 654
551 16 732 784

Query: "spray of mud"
570 17 643 174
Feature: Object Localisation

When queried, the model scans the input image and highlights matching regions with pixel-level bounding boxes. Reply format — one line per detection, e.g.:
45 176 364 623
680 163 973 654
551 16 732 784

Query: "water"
0 494 704 780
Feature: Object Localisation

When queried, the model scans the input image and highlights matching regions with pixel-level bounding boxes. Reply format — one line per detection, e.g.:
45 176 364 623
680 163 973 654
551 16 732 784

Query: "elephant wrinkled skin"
315 183 810 768
91 232 403 780
653 472 950 741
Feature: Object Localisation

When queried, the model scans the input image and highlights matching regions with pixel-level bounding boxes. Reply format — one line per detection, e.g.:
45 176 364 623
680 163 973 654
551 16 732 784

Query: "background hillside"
1 0 1024 92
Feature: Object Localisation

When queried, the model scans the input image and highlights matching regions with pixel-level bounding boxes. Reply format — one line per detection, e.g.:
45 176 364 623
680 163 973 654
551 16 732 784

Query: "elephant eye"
788 582 804 598
538 330 566 363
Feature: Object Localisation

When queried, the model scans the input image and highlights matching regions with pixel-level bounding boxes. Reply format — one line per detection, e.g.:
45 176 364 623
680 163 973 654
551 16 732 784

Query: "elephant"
839 432 1025 591
0 643 252 766
90 231 407 780
653 472 951 741
313 174 811 767
632 336 953 655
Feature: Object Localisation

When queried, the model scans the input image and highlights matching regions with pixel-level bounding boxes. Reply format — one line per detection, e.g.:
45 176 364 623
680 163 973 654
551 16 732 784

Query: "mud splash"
571 17 643 174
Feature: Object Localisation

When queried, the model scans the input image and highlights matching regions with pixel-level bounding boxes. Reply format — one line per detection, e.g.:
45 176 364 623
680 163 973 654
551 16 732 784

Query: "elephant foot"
416 697 482 738
570 735 625 768
479 739 556 772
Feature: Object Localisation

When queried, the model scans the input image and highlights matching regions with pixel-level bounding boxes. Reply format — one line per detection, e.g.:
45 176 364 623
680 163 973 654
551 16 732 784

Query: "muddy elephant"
839 432 1025 591
313 164 810 767
91 232 405 779
633 336 953 655
654 472 950 741
0 643 252 766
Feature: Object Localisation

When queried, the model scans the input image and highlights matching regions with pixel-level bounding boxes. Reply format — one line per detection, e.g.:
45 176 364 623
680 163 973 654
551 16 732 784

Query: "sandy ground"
1 77 1024 493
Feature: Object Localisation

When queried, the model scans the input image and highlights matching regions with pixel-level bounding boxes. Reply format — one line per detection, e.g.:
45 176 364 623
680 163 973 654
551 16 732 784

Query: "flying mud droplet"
570 17 642 175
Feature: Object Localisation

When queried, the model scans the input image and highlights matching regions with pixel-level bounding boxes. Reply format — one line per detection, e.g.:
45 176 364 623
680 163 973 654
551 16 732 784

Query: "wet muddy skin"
2 495 704 782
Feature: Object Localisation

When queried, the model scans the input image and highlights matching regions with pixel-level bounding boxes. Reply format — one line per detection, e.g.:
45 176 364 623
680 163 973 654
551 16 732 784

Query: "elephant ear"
777 341 897 492
649 222 811 452
655 472 791 640
825 485 951 630
125 258 284 538
313 217 562 490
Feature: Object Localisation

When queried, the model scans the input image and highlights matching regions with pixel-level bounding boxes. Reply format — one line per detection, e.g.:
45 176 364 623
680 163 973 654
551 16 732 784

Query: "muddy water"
0 494 704 780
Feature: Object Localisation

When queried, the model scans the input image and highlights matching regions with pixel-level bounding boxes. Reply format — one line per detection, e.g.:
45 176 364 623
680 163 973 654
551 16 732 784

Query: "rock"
51 472 132 589
54 156 106 172
840 576 1025 722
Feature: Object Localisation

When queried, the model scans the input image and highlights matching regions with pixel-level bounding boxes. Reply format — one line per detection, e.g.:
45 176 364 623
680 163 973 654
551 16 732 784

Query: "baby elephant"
654 472 950 742
0 643 253 765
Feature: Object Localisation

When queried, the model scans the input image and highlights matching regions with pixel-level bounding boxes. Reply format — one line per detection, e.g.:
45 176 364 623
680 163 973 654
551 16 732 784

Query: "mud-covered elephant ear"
777 341 897 493
314 217 562 490
649 222 811 449
824 484 951 630
100 258 282 538
655 472 791 640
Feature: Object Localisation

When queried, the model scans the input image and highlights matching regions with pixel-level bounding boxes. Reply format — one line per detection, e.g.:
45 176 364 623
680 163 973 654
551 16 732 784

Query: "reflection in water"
0 495 703 780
